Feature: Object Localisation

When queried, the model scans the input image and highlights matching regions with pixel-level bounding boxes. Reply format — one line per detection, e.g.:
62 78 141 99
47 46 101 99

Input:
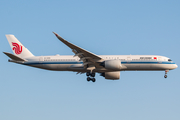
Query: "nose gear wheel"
164 70 169 78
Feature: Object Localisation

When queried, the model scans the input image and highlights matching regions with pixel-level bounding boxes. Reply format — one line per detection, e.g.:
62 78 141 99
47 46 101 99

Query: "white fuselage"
15 55 177 73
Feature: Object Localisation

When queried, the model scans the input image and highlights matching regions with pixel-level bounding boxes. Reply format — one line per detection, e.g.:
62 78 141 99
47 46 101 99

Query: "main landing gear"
86 72 96 82
164 70 169 78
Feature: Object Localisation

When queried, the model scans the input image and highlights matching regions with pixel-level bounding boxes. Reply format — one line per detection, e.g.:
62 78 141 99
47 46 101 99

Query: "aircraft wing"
53 32 103 68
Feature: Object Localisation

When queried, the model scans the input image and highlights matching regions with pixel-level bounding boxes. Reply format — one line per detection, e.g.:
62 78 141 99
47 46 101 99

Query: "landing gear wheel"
86 72 90 76
91 73 95 77
92 78 96 82
87 77 91 81
164 75 167 78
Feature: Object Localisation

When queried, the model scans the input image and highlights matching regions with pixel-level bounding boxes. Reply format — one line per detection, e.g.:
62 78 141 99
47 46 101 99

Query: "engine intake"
100 59 122 70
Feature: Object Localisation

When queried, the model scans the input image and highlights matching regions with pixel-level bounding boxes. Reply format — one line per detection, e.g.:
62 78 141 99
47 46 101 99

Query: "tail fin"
6 35 34 58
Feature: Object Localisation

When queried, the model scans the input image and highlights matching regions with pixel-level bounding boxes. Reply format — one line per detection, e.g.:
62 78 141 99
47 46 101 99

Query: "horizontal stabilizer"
3 52 26 61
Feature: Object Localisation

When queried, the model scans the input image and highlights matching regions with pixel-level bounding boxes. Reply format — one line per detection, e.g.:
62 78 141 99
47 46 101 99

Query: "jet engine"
100 71 120 80
100 59 122 70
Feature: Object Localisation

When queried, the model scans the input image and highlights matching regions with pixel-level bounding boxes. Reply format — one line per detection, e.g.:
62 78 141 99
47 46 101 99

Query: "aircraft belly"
42 64 71 71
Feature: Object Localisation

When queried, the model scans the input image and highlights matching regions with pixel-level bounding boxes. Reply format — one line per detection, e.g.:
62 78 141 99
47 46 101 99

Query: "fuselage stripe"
24 61 175 65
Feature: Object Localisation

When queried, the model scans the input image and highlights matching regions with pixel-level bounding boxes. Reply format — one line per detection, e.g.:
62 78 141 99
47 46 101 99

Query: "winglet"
53 32 58 36
53 32 66 42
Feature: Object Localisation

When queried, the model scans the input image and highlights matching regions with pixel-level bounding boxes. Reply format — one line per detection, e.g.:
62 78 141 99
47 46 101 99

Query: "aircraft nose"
175 64 178 69
173 64 178 69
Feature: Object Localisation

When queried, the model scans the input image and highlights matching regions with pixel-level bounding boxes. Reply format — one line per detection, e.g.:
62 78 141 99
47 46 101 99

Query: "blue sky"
0 0 180 120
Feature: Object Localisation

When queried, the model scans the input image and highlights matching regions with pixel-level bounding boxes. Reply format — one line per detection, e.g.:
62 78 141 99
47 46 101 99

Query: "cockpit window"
168 59 172 61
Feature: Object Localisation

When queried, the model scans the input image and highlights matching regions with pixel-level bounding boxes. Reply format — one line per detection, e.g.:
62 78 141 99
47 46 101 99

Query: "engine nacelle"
101 71 120 80
100 59 122 70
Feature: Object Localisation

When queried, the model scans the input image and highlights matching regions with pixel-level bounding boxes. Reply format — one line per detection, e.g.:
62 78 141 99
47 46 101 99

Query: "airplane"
3 32 178 82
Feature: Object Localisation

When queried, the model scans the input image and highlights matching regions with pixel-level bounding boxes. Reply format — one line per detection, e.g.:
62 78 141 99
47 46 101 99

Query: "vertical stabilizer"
6 35 34 58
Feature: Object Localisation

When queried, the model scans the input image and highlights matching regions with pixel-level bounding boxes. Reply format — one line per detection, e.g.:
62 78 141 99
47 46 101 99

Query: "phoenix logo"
12 42 22 54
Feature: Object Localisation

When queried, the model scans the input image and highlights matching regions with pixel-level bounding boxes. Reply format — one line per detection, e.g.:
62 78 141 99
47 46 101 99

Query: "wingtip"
52 32 58 37
3 52 6 54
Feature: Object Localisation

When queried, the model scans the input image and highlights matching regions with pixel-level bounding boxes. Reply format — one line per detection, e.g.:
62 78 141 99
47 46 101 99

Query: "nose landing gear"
86 72 96 82
164 70 169 78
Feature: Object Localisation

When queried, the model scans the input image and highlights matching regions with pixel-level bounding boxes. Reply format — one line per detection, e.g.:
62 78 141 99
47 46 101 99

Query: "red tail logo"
12 42 22 54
